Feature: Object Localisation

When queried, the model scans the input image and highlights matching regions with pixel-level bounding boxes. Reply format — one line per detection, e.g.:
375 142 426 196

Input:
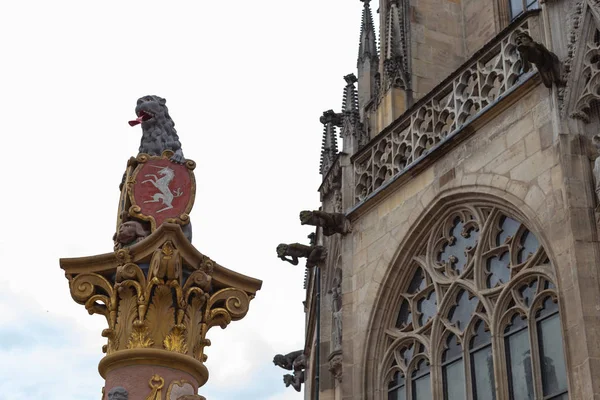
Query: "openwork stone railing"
353 13 538 205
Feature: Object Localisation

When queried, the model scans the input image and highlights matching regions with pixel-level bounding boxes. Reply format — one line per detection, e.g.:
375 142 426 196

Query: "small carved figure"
300 210 351 236
592 135 600 206
107 386 128 400
277 243 327 268
274 351 307 392
330 269 343 352
273 349 304 370
113 220 150 249
129 95 185 163
516 32 564 88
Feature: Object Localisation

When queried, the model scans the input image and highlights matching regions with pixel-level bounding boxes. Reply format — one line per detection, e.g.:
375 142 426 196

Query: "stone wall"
462 0 497 56
337 81 600 398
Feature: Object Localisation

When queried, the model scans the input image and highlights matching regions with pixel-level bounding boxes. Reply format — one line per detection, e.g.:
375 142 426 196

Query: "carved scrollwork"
66 238 253 363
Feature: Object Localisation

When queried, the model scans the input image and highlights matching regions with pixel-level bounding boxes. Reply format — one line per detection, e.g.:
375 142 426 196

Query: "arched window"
381 204 568 399
385 341 430 400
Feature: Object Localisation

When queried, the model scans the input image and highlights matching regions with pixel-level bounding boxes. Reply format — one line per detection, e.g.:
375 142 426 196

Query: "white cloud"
0 0 368 398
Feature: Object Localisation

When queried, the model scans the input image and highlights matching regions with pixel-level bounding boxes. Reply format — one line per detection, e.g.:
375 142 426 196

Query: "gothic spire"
358 0 378 65
357 0 380 113
320 110 340 176
383 1 410 90
340 74 368 153
342 74 359 113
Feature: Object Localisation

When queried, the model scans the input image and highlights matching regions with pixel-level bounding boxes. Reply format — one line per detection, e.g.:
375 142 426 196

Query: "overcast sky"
0 1 374 399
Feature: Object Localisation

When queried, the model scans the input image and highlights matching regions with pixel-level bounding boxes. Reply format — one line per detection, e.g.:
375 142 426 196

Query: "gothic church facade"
303 0 600 399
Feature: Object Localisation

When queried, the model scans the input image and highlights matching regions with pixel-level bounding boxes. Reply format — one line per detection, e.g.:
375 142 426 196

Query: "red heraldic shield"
129 155 196 230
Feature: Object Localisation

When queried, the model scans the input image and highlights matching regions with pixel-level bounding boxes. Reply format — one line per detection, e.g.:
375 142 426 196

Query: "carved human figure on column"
593 135 600 208
108 387 128 400
330 268 343 352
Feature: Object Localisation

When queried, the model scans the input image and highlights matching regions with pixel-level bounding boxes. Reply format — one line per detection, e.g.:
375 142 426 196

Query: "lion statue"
129 95 185 163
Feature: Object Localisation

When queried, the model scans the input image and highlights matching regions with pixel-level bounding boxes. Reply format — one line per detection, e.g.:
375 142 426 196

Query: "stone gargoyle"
299 210 351 236
515 32 564 88
273 350 307 392
277 243 327 268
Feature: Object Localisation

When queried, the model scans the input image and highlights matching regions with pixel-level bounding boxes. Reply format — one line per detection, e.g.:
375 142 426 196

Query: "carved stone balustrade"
353 11 542 207
60 223 262 400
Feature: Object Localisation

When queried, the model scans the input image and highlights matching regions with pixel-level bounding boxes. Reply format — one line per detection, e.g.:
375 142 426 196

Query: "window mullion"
465 344 474 400
528 308 544 400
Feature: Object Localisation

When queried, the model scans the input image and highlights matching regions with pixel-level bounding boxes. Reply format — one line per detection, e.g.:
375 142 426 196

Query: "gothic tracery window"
383 205 567 399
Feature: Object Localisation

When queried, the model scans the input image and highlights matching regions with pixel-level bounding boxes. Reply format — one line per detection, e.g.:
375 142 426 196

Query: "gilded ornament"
166 379 195 400
164 324 188 354
145 375 165 400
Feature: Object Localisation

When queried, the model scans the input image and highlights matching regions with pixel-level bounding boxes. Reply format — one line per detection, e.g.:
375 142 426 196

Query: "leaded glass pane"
510 0 524 19
519 281 537 308
536 296 558 319
470 320 491 349
497 216 520 245
471 346 495 400
448 290 478 331
412 360 432 400
487 251 510 288
407 268 426 294
396 298 412 328
518 230 539 263
526 0 539 10
417 290 437 326
443 334 462 362
538 314 568 396
443 359 465 400
505 329 534 400
412 375 432 400
388 372 406 400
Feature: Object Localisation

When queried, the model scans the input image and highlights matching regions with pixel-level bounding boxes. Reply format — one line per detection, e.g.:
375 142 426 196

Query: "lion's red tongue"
128 116 144 127
128 111 151 126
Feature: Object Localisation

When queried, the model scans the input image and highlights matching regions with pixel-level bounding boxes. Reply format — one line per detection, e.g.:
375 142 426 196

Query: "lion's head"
133 95 171 127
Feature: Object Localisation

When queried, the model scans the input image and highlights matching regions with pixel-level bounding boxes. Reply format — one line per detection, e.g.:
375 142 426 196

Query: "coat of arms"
127 153 196 231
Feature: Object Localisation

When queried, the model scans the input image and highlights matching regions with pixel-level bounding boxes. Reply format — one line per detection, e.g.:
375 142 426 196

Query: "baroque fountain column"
59 96 262 400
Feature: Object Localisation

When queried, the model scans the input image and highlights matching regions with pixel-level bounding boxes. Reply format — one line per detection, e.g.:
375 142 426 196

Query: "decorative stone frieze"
353 14 538 205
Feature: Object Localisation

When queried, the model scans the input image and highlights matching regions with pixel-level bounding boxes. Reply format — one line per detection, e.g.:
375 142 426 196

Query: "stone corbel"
328 351 343 382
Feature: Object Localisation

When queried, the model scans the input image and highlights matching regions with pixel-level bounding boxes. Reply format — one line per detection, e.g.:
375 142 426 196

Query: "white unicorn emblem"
142 165 183 213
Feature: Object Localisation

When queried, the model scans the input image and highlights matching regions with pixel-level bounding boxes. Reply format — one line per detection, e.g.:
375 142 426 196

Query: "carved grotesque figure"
299 210 351 236
277 243 327 268
274 350 307 392
107 386 128 400
273 349 304 370
113 220 150 249
129 95 185 163
515 32 564 88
